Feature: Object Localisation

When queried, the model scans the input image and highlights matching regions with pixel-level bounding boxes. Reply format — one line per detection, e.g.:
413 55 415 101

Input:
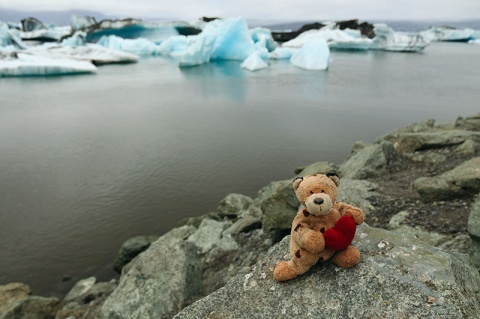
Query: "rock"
391 225 449 247
454 113 480 132
260 180 300 232
387 210 410 229
222 215 262 236
99 225 203 319
177 211 223 228
414 157 480 201
294 161 339 177
386 130 480 153
350 140 371 155
187 219 230 254
437 234 472 254
174 225 480 319
64 276 96 303
1 295 59 319
454 139 479 155
408 152 447 164
113 235 158 273
217 193 253 218
376 119 436 143
339 141 396 179
0 283 31 315
336 179 378 216
468 195 480 269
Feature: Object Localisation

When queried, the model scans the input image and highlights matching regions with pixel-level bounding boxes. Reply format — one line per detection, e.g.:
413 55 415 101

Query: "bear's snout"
313 198 324 205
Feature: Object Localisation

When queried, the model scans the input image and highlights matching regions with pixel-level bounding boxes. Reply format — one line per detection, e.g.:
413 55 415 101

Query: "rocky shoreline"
1 113 480 319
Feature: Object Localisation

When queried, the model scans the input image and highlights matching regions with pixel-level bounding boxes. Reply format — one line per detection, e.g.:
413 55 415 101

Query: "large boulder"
339 141 396 179
1 283 61 319
468 194 480 269
414 157 480 201
99 225 202 319
217 193 253 218
174 225 480 319
113 235 158 273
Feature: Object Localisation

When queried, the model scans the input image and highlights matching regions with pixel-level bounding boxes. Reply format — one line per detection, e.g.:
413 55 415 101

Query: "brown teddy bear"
273 173 364 281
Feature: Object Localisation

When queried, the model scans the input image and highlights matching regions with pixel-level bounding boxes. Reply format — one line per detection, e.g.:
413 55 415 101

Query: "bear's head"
293 173 340 216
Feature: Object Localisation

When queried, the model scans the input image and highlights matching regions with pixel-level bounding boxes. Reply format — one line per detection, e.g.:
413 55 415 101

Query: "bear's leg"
331 245 360 268
274 249 318 281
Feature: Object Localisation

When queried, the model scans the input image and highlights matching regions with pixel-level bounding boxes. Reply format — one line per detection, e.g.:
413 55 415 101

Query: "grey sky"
1 0 479 21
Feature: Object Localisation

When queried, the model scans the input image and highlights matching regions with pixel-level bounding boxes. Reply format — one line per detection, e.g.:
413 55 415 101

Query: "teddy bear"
273 173 364 281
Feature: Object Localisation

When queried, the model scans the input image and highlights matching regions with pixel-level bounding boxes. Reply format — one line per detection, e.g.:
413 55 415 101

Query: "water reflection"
180 61 247 102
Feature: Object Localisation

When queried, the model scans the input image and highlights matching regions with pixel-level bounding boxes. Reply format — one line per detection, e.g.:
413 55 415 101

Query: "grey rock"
454 113 480 132
217 193 253 218
0 283 31 316
64 277 96 303
387 130 480 153
260 180 299 232
174 225 480 319
1 295 59 319
376 119 436 143
177 211 223 228
387 211 410 229
391 225 449 246
187 219 230 254
468 194 480 238
340 141 396 179
454 139 479 156
99 226 203 319
337 178 378 216
471 237 480 270
437 234 472 255
223 215 262 236
114 235 158 273
408 152 447 164
350 140 372 155
414 157 480 201
295 161 339 177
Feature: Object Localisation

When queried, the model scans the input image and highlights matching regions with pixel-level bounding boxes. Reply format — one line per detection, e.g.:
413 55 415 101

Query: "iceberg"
269 47 299 60
97 35 160 56
241 52 268 71
421 27 476 42
61 31 86 46
469 39 480 44
28 44 138 65
250 27 277 52
0 22 27 49
0 51 96 77
178 17 255 67
290 38 330 71
157 35 191 56
71 15 97 32
371 24 429 52
283 29 372 51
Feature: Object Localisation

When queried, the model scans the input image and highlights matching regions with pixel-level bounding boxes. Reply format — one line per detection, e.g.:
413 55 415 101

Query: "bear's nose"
314 198 324 205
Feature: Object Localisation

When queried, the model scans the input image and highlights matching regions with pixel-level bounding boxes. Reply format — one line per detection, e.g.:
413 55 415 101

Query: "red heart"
324 215 356 250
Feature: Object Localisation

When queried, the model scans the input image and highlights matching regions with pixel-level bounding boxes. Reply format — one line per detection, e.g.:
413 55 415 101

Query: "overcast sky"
1 0 479 21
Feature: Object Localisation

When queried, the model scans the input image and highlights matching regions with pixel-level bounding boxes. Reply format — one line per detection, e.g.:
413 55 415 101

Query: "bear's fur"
273 173 364 281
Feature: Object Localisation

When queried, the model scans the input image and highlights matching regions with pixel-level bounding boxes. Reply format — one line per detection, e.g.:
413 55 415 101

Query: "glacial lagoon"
1 41 480 296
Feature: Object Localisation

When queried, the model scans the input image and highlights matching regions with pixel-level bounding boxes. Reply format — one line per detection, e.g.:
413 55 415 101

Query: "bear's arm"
336 202 364 225
291 222 325 254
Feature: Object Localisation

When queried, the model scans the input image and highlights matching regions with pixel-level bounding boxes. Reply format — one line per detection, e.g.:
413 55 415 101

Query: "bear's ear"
326 172 340 187
293 177 303 190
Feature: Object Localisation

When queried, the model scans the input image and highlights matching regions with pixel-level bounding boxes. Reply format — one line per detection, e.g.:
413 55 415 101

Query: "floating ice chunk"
0 22 27 49
241 52 268 71
469 39 480 44
210 17 255 60
283 29 372 51
157 35 191 56
177 16 255 67
18 25 72 42
269 47 299 60
343 28 362 39
0 51 96 77
372 24 429 52
71 15 97 32
61 31 87 46
28 44 138 65
97 35 160 56
250 27 277 52
290 38 330 71
421 27 475 42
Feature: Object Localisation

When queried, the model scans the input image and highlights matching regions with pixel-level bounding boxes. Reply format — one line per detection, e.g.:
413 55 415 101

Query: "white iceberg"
250 27 277 52
0 51 96 77
18 25 72 42
28 44 138 65
61 31 87 46
1 22 27 49
469 39 480 44
290 38 330 71
283 29 372 51
371 24 429 52
178 16 255 67
97 35 160 56
71 15 97 32
157 35 191 56
421 27 476 42
269 47 299 60
241 52 268 71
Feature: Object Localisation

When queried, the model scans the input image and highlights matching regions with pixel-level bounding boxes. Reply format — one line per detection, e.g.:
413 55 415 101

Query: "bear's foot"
331 245 360 268
273 261 298 281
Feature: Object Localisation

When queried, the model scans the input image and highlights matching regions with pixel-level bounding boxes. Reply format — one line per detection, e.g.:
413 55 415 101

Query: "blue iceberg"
97 35 161 56
290 38 330 70
269 47 299 60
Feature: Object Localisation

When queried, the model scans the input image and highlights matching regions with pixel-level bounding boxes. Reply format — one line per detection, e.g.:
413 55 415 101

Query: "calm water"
1 42 479 297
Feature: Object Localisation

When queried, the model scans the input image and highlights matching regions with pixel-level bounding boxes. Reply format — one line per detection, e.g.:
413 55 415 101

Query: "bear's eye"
321 190 325 193
310 191 314 195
